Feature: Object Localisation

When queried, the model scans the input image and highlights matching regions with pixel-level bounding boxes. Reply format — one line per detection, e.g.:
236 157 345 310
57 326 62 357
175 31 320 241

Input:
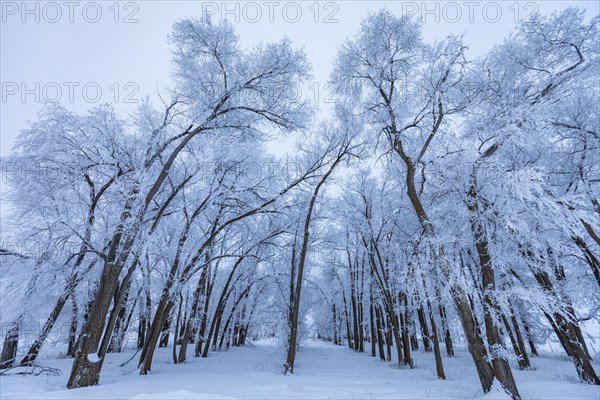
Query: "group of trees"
0 8 598 399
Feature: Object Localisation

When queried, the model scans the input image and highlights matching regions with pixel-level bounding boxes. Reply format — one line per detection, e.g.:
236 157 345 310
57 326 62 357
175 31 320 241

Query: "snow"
130 391 234 399
87 353 101 363
479 381 512 400
1 341 598 400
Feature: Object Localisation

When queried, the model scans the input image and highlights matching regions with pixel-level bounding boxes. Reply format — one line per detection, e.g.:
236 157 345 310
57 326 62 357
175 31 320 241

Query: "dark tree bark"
108 276 133 353
502 314 529 370
417 305 432 352
159 310 172 348
350 261 360 351
369 297 376 356
399 292 413 367
358 300 365 353
173 294 183 364
427 301 445 379
194 267 212 357
438 301 454 357
335 303 342 347
521 315 538 357
218 285 252 351
0 322 19 369
20 282 75 366
137 291 151 350
419 271 445 379
67 298 78 358
385 314 392 362
375 304 386 361
574 236 600 289
531 268 599 384
509 306 531 369
342 288 353 349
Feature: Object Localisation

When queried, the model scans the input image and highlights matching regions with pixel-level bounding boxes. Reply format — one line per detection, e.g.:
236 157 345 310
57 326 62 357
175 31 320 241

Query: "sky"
1 0 599 220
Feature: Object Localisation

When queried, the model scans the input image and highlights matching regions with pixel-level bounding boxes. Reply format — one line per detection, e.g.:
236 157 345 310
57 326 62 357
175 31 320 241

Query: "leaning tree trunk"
508 304 531 369
139 299 174 374
531 268 600 384
20 267 87 365
502 314 529 370
574 236 600 289
520 315 538 357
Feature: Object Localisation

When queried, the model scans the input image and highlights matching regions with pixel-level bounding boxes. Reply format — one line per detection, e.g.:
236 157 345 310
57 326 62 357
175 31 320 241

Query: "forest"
0 6 599 400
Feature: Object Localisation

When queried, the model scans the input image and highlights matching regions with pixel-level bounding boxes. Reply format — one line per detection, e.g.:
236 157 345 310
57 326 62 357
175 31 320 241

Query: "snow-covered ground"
1 341 598 399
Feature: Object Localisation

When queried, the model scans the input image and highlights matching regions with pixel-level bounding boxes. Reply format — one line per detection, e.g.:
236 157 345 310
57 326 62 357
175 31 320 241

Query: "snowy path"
1 341 598 399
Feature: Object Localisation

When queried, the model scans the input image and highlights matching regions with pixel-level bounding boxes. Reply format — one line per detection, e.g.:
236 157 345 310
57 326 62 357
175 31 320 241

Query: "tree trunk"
427 300 445 379
410 326 419 352
139 299 174 374
343 290 352 349
159 316 171 348
67 298 78 358
531 268 599 384
173 295 183 364
369 300 376 356
502 314 529 370
399 292 413 367
0 321 19 369
20 292 71 366
66 263 123 388
351 277 359 351
137 292 151 351
417 306 432 352
197 261 218 357
509 306 530 369
358 301 365 353
375 304 386 361
574 236 600 289
108 277 133 353
180 266 208 362
385 314 392 362
439 302 454 357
